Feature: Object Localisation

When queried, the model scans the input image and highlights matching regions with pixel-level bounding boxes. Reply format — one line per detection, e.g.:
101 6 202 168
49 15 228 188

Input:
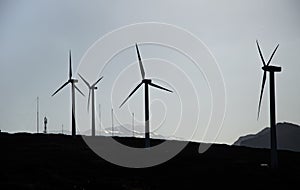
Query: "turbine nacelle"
262 65 282 72
69 79 78 83
142 79 152 84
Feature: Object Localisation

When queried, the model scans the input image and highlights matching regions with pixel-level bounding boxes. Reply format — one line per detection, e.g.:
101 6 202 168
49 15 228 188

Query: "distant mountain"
48 130 71 135
79 124 184 141
234 122 300 152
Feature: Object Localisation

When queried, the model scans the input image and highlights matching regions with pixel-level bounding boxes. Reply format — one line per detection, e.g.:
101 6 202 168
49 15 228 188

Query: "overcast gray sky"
0 0 299 144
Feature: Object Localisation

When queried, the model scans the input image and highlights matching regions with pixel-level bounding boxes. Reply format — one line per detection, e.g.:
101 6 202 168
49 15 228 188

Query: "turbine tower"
256 40 281 169
119 43 173 148
78 73 103 137
52 50 85 137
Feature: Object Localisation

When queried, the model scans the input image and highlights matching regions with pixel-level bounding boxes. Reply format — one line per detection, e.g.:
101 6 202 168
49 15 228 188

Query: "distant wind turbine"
52 50 85 137
78 73 103 137
119 43 173 148
256 40 281 169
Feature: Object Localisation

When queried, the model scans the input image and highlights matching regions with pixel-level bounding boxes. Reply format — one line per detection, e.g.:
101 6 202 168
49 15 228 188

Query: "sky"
0 0 300 144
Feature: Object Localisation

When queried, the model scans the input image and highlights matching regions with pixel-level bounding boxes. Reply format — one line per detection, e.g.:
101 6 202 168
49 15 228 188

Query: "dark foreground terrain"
0 133 300 189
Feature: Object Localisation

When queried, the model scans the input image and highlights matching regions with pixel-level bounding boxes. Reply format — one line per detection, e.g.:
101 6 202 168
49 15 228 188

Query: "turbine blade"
92 76 104 87
135 43 145 79
78 73 91 88
119 82 143 108
87 89 91 112
75 85 85 97
149 82 173 93
256 40 266 66
69 50 72 79
267 44 279 66
257 71 267 120
52 81 69 96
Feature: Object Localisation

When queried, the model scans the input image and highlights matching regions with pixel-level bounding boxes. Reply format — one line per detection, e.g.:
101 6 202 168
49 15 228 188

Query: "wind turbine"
119 43 173 148
52 50 85 137
256 40 281 169
78 73 103 137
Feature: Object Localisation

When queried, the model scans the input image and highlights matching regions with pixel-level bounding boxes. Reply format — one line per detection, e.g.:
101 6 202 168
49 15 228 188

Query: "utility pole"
37 97 39 133
111 108 114 136
132 113 134 137
99 104 101 136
